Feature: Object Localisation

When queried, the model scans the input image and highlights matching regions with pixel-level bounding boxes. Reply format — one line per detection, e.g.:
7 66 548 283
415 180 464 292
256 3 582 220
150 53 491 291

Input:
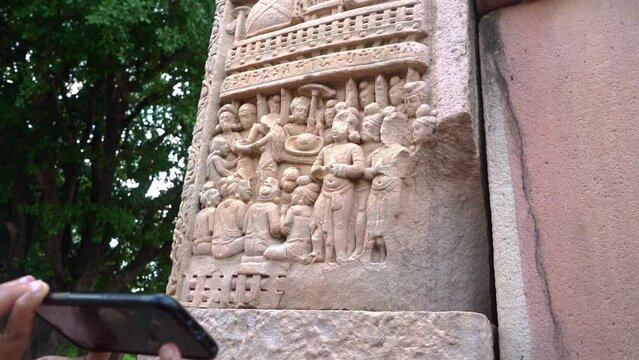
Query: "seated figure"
264 177 320 263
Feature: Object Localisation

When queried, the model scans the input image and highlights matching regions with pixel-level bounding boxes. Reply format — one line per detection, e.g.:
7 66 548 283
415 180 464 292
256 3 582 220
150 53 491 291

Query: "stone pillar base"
145 309 494 359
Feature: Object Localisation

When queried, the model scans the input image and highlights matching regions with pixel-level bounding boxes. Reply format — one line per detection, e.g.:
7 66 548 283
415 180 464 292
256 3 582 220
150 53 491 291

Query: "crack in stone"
485 16 569 358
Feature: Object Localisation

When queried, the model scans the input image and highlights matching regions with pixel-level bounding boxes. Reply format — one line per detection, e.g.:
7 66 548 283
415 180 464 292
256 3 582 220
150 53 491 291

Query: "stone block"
481 1 639 358
178 309 493 359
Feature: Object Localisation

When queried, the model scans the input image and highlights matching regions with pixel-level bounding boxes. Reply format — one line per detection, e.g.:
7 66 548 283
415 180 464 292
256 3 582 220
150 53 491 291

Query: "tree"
0 0 215 293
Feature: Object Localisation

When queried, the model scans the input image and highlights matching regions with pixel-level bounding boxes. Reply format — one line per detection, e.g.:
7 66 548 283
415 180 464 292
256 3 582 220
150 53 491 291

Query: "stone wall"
480 0 639 359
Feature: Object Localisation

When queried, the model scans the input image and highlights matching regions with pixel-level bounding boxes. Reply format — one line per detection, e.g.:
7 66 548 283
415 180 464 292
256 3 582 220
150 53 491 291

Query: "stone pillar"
481 1 639 359
166 0 495 357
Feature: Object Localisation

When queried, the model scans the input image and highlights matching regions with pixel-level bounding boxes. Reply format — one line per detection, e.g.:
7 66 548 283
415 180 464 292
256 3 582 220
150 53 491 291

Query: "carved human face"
204 192 221 208
359 88 375 109
219 112 236 132
389 85 403 106
282 167 299 182
290 103 309 124
331 116 350 143
361 120 380 143
412 121 435 145
404 94 423 118
268 97 281 114
237 181 252 202
238 107 257 130
219 141 231 157
258 181 278 201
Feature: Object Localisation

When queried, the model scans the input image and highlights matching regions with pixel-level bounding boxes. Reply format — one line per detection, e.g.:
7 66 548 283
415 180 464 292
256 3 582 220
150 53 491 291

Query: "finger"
159 343 182 360
0 277 36 317
0 275 35 290
0 280 49 360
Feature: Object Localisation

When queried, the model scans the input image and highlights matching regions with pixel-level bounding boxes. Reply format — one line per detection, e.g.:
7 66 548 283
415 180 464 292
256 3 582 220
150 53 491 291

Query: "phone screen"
38 303 213 358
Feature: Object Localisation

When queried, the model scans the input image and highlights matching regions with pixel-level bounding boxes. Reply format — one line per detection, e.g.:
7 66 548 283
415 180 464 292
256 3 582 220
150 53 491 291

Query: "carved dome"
245 0 297 38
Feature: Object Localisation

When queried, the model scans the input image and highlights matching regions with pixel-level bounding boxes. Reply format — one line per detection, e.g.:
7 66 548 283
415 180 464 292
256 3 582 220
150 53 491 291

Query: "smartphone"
36 293 218 359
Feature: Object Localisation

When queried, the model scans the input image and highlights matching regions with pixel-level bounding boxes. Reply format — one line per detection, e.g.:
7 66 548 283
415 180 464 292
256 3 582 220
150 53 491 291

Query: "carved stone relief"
169 0 491 315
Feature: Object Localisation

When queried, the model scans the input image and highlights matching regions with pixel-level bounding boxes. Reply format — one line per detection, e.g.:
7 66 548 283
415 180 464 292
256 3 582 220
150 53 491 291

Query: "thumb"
159 343 182 360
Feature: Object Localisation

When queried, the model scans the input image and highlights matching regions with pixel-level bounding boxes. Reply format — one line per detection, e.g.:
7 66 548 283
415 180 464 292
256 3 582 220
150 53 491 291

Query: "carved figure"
284 96 312 137
403 80 431 119
235 103 259 181
217 104 243 153
240 177 282 258
364 107 410 263
389 76 406 107
358 80 375 109
210 177 252 259
279 166 301 212
310 108 365 263
192 189 222 255
238 103 258 139
236 97 288 187
205 137 238 188
232 177 284 308
264 178 320 263
410 104 438 156
260 95 282 128
352 102 383 258
321 99 338 144
298 84 336 134
375 75 390 107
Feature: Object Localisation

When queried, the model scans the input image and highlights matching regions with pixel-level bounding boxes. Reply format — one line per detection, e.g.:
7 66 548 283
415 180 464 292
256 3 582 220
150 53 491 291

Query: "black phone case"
37 293 218 359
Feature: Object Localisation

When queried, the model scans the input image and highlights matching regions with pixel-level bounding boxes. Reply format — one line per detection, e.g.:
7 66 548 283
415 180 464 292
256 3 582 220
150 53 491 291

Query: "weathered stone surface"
168 0 492 316
474 0 521 16
192 309 494 359
481 1 639 359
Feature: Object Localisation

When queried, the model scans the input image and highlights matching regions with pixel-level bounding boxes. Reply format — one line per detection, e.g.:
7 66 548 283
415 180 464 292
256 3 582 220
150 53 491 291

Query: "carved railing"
226 0 427 73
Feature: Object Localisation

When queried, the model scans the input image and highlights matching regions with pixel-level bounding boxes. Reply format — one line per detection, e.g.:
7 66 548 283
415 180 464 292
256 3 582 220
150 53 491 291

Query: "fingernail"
29 281 42 293
19 275 35 284
160 346 175 360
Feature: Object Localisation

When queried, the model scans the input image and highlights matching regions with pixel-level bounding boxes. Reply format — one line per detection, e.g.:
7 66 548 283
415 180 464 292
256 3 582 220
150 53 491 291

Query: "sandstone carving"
364 107 410 263
169 0 491 315
310 108 365 263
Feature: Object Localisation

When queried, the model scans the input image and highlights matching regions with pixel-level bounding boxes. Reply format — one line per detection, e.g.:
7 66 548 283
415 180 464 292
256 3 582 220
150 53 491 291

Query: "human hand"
0 275 54 360
0 276 183 360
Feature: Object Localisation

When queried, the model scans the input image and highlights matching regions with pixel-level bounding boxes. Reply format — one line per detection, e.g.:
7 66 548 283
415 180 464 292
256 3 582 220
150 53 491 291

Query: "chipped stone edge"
479 12 532 360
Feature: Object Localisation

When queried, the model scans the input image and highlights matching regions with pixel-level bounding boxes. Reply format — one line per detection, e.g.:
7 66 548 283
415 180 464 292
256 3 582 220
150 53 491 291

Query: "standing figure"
364 108 411 263
351 103 383 259
235 96 288 188
236 103 259 181
309 109 365 263
210 176 252 259
260 95 281 128
192 189 222 255
238 103 258 139
205 137 237 189
264 179 321 263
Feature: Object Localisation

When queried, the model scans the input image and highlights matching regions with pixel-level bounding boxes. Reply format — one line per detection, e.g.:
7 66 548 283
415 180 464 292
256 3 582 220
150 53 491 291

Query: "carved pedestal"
166 0 492 357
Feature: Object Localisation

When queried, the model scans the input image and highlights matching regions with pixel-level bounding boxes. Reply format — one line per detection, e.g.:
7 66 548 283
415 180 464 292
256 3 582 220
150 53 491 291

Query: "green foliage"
0 0 215 292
